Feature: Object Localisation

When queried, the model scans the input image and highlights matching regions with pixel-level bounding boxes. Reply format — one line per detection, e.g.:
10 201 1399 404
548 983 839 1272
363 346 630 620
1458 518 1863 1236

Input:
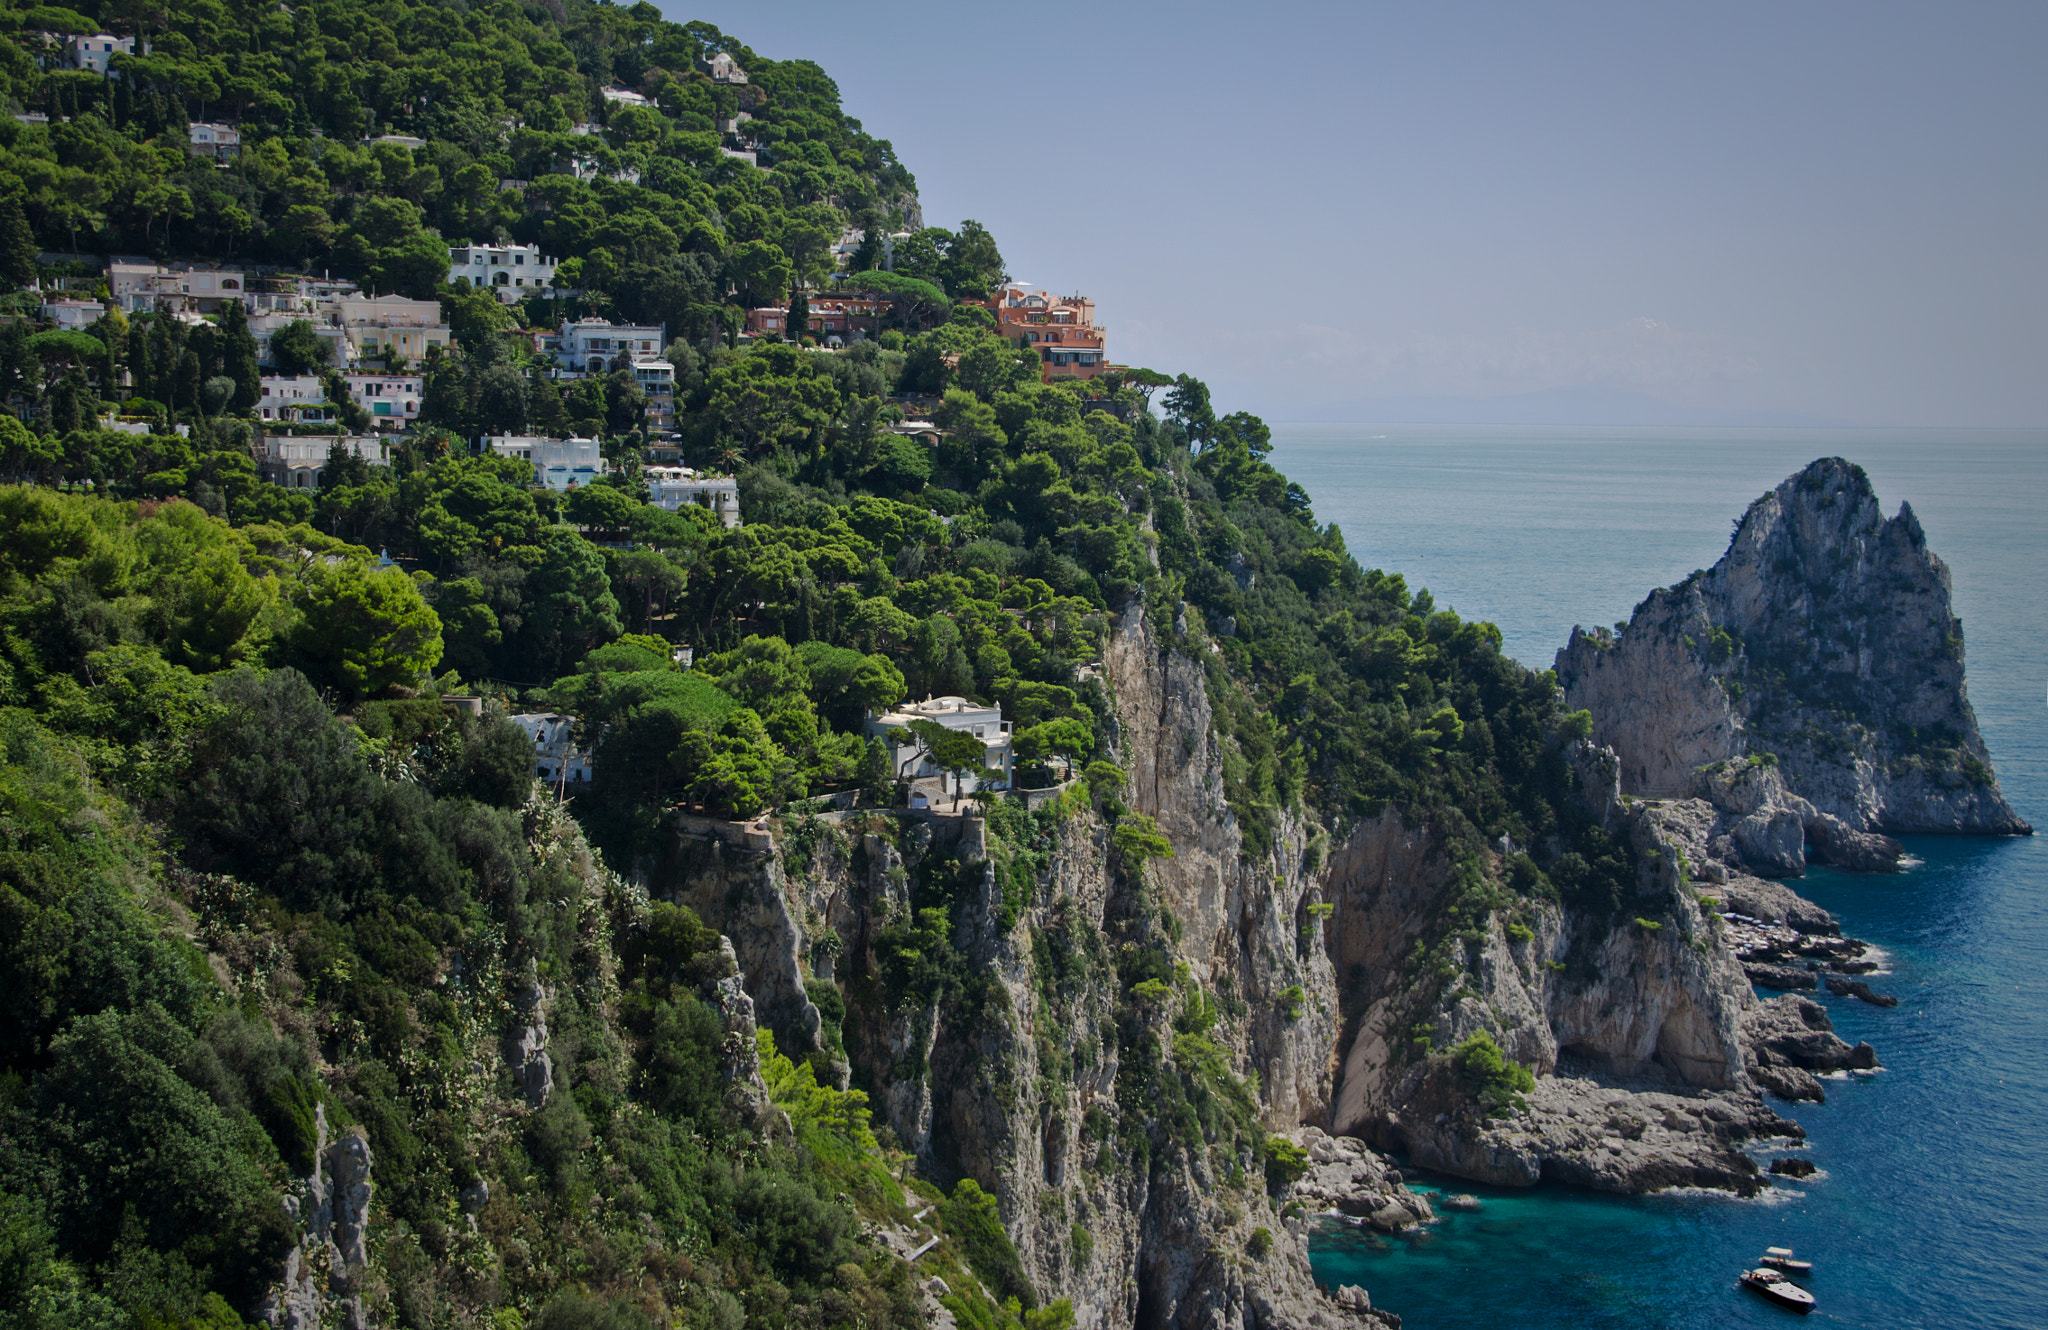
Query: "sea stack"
1556 457 2028 861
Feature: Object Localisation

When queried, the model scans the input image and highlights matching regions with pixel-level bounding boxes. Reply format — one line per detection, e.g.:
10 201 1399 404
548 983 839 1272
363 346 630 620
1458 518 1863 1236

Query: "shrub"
1449 1030 1535 1118
1246 1226 1273 1259
1263 1135 1308 1192
941 1178 1034 1309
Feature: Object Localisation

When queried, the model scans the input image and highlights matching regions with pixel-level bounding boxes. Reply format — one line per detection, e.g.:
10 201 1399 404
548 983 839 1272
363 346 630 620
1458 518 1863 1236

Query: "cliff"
1556 457 2028 851
656 600 1852 1329
654 605 1386 1330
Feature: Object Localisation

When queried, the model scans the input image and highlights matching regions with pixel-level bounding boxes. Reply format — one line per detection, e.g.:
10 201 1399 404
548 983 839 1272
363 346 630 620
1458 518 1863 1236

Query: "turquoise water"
1272 426 2048 1329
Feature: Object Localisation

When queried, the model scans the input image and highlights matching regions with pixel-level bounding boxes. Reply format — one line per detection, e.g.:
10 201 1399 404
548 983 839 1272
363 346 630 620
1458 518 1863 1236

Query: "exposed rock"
1558 458 2028 837
1439 1194 1482 1212
1379 1069 1798 1198
1743 963 1817 991
1769 1157 1817 1177
263 1105 373 1330
1805 813 1903 872
1743 994 1878 1101
1287 1126 1435 1232
1716 876 1838 934
1824 975 1898 1007
504 965 553 1108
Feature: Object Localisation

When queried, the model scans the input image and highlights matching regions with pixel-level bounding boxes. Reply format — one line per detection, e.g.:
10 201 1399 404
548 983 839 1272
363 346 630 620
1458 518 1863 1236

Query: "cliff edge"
1556 457 2028 843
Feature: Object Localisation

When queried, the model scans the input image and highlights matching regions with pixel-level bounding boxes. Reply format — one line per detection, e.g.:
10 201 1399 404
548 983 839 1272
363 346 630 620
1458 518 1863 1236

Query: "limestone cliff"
652 601 1836 1327
652 605 1387 1330
1557 456 2028 844
1321 745 1800 1198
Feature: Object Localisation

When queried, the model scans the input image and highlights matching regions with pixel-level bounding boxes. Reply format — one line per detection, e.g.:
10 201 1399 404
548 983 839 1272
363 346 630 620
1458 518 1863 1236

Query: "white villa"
448 242 559 296
340 373 423 431
256 375 331 424
481 435 605 490
512 713 592 784
260 434 388 488
646 468 740 528
543 318 666 374
865 696 1014 800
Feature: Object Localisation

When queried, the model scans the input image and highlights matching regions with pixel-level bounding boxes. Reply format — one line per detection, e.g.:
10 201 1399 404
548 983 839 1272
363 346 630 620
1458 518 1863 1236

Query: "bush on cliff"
1451 1030 1536 1117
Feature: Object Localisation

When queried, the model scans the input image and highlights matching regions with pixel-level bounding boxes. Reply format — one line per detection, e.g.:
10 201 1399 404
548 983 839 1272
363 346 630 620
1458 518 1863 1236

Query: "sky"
664 1 2048 427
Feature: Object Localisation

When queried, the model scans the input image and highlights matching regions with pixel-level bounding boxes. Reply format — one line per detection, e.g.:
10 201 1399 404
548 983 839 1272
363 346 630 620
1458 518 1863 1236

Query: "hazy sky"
666 2 2047 426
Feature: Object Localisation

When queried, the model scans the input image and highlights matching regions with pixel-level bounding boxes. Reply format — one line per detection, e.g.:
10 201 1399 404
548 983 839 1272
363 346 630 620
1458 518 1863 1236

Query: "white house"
365 133 427 151
340 373 423 431
448 242 559 294
545 318 665 374
645 468 740 528
632 357 675 432
511 713 592 784
600 84 649 107
187 122 240 162
334 294 450 363
704 52 747 84
481 435 606 490
109 263 246 314
67 34 137 75
257 375 331 424
41 299 104 330
865 696 1014 799
261 434 388 488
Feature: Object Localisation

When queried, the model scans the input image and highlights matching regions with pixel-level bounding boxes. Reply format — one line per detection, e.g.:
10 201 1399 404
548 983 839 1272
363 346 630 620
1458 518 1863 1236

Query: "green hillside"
0 4 1628 1328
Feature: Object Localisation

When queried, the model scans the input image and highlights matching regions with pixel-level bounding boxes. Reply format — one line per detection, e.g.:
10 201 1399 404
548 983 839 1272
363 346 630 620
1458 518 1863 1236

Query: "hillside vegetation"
0 3 1626 1327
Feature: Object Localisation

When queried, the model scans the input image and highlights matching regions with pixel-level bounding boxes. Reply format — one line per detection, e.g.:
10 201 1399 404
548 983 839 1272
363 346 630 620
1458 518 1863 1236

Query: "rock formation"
264 1105 374 1330
1556 457 2028 860
656 599 1870 1328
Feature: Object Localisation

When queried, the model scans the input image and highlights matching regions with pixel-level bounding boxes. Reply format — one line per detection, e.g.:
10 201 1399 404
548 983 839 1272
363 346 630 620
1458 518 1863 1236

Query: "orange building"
984 282 1109 382
744 295 896 343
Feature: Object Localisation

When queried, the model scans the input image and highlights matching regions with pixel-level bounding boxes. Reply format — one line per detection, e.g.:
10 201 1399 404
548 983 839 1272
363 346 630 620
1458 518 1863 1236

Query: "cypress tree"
0 196 35 291
787 285 809 342
128 320 154 404
221 300 261 412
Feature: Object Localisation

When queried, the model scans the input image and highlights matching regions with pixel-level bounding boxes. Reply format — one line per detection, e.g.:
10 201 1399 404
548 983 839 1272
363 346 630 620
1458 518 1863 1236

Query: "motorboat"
1761 1246 1813 1276
1741 1268 1815 1314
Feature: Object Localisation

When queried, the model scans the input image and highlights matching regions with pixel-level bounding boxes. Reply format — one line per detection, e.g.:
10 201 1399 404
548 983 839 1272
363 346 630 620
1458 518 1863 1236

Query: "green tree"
290 561 445 697
905 718 989 807
268 320 329 377
0 195 36 291
219 299 260 412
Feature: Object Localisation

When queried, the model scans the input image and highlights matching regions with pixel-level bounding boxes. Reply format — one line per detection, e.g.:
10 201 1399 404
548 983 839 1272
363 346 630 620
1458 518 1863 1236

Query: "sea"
1270 425 2048 1330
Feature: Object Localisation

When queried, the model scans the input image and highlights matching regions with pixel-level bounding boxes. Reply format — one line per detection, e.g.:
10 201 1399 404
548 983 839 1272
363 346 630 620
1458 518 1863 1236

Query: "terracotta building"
984 282 1109 382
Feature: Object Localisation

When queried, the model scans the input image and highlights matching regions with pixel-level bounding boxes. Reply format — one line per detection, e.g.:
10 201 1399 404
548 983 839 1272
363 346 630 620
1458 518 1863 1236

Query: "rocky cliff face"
652 606 1386 1330
1320 744 1801 1198
1556 457 2028 841
656 601 1853 1327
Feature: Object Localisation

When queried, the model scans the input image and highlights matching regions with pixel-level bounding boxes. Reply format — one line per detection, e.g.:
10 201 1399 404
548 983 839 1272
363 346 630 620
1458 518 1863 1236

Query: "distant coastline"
1267 386 1859 429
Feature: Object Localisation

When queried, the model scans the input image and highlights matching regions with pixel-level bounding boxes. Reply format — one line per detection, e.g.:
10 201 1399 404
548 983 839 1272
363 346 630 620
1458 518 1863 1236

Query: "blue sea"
1272 425 2048 1330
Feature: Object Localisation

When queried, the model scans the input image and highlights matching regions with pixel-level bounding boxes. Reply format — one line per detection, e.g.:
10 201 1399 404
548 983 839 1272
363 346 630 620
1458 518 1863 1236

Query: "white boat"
1741 1267 1815 1314
1761 1247 1813 1275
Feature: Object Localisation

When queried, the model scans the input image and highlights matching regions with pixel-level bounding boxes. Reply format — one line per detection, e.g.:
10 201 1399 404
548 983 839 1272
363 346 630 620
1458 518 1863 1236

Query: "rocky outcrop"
1323 737 1789 1197
1286 1127 1434 1232
1557 457 2028 838
1388 1070 1797 1198
504 963 553 1108
1743 994 1877 1103
264 1104 374 1330
685 585 1896 1328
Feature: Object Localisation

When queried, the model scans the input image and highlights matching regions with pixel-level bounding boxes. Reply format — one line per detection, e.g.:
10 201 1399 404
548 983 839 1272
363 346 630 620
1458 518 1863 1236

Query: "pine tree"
0 196 35 291
220 300 261 412
787 286 809 342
